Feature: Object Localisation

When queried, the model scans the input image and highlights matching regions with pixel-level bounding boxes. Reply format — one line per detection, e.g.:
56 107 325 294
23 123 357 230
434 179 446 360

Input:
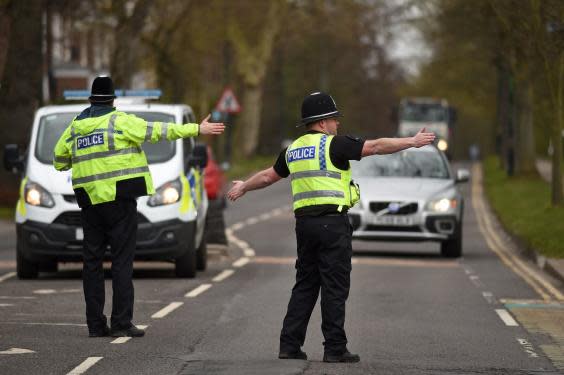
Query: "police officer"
53 76 225 338
227 92 435 362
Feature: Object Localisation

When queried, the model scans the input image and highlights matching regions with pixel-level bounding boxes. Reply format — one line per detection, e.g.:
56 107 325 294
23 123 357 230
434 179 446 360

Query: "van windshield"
35 111 177 164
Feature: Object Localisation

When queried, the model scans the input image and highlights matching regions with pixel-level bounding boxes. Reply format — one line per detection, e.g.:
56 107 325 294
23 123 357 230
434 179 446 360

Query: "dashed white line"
233 257 250 268
0 296 35 300
259 213 272 221
469 275 484 288
495 309 519 326
111 337 131 344
0 303 14 307
212 269 235 282
185 284 212 298
151 302 183 319
482 291 496 304
246 217 259 225
67 357 103 375
0 272 16 283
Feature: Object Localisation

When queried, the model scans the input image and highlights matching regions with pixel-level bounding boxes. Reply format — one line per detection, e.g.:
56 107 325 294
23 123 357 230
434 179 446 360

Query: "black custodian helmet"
89 76 116 102
299 92 341 126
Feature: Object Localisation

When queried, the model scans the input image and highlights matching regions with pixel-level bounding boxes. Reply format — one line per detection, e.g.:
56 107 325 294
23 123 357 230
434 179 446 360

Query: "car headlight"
25 181 55 208
437 139 448 151
427 198 457 212
148 178 182 207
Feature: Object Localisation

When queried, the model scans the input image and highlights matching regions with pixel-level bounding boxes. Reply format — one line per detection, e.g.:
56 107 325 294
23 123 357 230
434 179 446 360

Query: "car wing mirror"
3 144 24 174
455 169 470 183
187 143 208 169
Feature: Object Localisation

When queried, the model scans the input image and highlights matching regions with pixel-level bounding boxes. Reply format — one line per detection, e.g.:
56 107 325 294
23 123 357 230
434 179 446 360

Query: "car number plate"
75 228 84 240
370 216 413 226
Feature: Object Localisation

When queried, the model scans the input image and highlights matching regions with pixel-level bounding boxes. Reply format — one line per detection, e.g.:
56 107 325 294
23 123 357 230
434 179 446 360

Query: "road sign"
215 88 241 114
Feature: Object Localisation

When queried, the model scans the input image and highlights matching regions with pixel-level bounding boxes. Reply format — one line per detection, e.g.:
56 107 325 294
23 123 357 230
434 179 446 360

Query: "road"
0 163 563 375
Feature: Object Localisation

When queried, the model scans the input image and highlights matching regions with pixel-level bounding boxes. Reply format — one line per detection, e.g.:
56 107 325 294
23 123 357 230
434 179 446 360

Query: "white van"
4 94 209 279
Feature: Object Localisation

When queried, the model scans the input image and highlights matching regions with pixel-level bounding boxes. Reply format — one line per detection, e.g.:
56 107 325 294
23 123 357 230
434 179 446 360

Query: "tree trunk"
0 2 12 82
551 53 563 205
516 78 536 174
240 85 262 158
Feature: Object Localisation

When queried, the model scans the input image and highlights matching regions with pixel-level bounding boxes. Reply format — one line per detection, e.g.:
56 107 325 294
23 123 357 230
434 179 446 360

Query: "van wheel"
441 224 462 258
175 247 196 278
196 231 207 271
17 243 39 279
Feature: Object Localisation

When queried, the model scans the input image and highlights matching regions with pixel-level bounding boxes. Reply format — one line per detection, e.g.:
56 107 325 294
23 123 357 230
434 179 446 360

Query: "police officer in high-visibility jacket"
227 92 435 363
53 76 224 338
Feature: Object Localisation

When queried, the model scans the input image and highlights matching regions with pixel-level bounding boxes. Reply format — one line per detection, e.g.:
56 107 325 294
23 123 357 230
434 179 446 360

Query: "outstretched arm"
227 167 282 201
361 128 436 157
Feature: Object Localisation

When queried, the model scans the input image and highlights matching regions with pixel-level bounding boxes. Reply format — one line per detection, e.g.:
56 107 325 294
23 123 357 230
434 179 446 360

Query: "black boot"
110 324 145 337
279 349 308 360
323 350 360 363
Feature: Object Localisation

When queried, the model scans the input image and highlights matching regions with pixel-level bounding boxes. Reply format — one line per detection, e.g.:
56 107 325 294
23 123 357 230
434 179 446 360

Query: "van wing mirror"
3 144 24 173
188 143 208 169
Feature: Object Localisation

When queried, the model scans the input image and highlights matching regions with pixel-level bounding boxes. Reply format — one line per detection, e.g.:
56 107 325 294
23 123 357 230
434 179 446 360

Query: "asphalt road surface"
0 162 563 375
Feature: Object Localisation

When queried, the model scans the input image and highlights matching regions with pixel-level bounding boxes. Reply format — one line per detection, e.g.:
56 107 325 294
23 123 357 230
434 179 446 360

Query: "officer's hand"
199 114 225 135
227 180 245 201
412 127 436 148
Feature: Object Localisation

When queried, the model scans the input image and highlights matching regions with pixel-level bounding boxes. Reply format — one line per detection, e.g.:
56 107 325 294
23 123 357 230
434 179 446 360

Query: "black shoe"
323 350 360 363
110 325 145 337
89 325 110 338
278 349 308 360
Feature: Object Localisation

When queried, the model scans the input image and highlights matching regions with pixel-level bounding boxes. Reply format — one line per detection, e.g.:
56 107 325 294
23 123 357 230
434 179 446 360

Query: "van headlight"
427 198 457 212
148 178 182 207
25 181 55 208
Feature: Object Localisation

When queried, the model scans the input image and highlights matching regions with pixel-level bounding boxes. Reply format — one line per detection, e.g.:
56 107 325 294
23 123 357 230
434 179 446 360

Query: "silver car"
348 145 469 257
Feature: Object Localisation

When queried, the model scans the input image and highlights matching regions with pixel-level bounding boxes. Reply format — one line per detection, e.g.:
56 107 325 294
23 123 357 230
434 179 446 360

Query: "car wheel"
175 245 197 278
196 230 207 271
17 242 39 279
441 224 462 258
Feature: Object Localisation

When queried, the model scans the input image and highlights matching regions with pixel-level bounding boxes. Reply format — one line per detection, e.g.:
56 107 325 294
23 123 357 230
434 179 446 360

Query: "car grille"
364 225 421 232
369 202 418 215
53 212 150 226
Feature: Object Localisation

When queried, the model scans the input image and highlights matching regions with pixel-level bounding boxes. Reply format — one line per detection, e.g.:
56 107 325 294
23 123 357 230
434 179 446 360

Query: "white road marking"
111 337 131 344
271 208 283 216
482 291 496 304
231 222 245 231
0 303 14 307
259 213 272 221
233 257 250 268
185 284 212 298
67 357 103 375
33 289 56 295
469 275 484 288
0 272 16 283
495 309 519 326
61 289 81 293
0 348 35 355
212 270 235 282
0 296 35 299
245 217 259 225
151 302 183 319
517 338 539 358
242 248 256 257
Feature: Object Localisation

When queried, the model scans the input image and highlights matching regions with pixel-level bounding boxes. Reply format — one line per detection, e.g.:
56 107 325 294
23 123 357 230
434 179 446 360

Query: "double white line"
472 164 563 301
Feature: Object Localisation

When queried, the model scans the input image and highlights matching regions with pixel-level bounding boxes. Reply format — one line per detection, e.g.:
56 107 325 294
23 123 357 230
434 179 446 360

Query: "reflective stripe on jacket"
285 133 355 212
53 110 199 205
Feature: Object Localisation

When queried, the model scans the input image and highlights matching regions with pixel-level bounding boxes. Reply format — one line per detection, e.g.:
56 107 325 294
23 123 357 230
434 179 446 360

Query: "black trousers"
280 214 353 355
80 199 137 332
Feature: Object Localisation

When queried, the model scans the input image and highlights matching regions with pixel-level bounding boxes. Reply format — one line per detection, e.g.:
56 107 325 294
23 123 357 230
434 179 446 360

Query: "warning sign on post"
215 88 241 114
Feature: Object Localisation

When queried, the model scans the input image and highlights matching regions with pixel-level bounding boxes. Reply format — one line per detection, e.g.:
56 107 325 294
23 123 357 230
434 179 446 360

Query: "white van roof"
36 103 194 117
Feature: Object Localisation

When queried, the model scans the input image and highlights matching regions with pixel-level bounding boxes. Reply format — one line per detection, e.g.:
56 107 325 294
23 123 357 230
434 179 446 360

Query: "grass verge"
0 206 14 221
483 156 564 259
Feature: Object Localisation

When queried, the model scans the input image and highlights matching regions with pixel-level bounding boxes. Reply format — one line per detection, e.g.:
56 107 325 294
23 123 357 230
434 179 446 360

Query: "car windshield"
351 148 450 179
35 111 176 164
400 103 447 122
